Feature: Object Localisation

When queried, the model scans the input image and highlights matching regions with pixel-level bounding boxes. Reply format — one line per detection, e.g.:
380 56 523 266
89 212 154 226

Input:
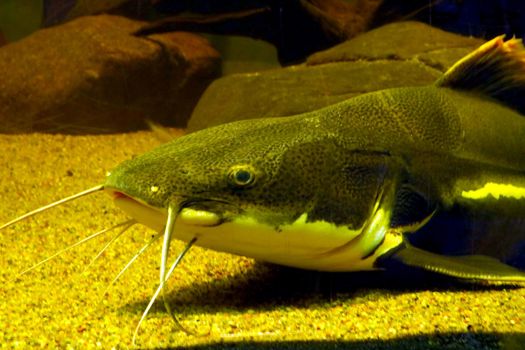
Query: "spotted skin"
104 37 525 280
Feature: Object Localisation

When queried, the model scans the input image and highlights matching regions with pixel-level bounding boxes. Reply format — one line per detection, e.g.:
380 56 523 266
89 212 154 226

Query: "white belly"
112 190 402 272
175 211 403 271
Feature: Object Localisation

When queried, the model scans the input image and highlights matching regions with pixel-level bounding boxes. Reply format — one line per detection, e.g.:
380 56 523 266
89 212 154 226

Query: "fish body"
104 36 525 281
2 35 525 343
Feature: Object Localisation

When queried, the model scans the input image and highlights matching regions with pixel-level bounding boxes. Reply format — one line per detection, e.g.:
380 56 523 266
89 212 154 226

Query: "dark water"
2 1 525 47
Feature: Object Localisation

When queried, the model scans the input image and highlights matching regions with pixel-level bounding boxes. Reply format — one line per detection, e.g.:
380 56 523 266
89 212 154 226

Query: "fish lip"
111 191 128 200
105 188 238 225
107 189 155 207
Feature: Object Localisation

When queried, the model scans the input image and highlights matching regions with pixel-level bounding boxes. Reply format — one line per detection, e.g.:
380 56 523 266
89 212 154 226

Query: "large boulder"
0 15 220 133
187 21 484 132
307 21 484 69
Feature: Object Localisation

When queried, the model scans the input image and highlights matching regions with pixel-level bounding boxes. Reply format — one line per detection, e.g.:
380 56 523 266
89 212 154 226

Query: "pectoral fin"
376 241 525 283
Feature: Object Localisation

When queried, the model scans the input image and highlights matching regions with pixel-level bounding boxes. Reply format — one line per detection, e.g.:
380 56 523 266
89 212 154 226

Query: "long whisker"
160 205 177 285
159 204 203 334
162 237 206 335
80 221 135 276
159 203 210 336
14 219 133 279
132 237 198 346
103 233 161 295
133 204 179 344
0 185 104 230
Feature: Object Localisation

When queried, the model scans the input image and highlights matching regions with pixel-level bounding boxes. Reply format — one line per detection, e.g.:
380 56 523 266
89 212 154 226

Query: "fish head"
104 116 399 270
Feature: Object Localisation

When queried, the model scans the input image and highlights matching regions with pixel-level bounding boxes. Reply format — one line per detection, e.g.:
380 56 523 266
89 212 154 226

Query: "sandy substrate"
0 132 524 349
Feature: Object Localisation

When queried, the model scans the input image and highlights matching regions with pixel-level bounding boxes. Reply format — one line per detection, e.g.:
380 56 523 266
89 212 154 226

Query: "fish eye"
228 165 256 188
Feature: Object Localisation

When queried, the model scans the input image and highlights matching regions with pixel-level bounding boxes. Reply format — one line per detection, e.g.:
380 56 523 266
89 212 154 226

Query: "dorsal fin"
436 35 525 115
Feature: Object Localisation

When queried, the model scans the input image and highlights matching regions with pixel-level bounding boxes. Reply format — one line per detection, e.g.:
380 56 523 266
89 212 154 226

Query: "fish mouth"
106 190 231 232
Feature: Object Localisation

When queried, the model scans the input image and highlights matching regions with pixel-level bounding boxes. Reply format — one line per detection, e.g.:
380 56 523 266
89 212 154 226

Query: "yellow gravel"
0 132 523 349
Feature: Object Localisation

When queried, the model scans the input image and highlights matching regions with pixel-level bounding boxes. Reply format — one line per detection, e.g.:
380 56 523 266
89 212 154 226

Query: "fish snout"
106 189 223 231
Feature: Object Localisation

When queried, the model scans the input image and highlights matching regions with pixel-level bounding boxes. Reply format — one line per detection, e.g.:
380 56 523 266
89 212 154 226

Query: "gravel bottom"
0 132 523 350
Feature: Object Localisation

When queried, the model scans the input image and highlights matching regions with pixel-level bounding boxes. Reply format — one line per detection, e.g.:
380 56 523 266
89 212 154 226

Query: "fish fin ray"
377 241 525 284
436 35 525 115
391 184 436 232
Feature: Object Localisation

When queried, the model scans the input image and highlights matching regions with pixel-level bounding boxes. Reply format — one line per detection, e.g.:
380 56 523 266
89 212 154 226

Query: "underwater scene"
1 0 525 349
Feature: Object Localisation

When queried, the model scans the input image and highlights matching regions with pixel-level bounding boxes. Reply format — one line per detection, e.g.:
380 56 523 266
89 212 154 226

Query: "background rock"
187 60 440 132
187 21 484 132
0 15 220 133
307 21 483 69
